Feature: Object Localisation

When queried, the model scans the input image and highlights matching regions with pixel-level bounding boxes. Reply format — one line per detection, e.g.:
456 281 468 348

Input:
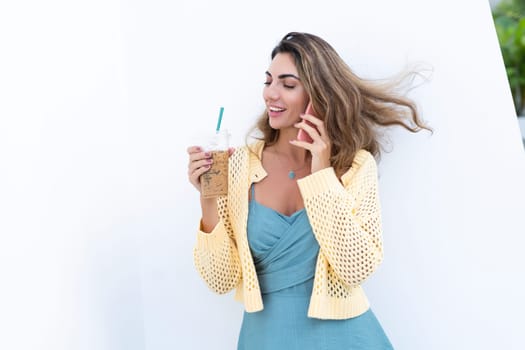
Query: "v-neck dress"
237 185 394 350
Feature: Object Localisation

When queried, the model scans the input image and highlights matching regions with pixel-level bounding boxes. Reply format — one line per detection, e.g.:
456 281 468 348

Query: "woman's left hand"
290 113 332 173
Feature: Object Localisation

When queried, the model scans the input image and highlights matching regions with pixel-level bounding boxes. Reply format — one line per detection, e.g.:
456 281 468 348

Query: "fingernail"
204 152 211 157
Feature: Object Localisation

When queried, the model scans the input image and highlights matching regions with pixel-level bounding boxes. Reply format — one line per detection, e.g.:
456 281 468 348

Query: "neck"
272 136 309 164
264 132 311 180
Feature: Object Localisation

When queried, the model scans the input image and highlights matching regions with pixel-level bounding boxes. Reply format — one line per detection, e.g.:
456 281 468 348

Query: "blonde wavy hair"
249 31 432 178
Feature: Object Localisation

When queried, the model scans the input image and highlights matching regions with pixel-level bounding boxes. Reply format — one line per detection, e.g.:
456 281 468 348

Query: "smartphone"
297 102 317 143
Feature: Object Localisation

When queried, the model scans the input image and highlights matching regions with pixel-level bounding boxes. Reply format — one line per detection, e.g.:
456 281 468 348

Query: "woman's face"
263 53 309 131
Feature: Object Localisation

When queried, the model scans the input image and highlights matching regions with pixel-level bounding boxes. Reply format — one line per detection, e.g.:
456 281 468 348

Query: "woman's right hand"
187 146 235 193
187 146 213 193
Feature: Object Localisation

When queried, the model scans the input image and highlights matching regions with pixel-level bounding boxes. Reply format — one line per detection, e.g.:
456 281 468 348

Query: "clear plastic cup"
200 129 230 198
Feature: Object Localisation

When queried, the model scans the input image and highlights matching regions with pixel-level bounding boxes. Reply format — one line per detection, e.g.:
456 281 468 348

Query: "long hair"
249 31 432 178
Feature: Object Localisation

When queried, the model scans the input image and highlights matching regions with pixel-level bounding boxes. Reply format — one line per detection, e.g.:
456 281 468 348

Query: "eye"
263 80 271 86
282 79 296 89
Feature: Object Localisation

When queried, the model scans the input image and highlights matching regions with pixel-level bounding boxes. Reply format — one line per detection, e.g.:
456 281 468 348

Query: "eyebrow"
265 71 300 80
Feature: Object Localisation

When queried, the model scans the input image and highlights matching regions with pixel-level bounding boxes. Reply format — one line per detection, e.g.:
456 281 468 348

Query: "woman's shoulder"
340 149 378 184
234 140 264 156
352 149 377 168
230 140 264 162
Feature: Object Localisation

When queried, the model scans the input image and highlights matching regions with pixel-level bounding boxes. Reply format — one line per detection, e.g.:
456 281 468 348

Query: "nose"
263 82 279 102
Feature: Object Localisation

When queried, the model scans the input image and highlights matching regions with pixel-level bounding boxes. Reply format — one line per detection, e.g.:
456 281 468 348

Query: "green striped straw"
216 107 224 133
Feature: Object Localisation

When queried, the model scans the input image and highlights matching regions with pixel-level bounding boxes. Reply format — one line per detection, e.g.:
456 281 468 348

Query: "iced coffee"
200 130 229 198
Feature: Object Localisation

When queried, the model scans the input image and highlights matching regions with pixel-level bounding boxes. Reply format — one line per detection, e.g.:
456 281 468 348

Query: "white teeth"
269 106 285 112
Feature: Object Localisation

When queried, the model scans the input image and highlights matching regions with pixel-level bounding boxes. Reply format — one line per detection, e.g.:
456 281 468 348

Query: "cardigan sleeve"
297 152 383 287
193 195 242 294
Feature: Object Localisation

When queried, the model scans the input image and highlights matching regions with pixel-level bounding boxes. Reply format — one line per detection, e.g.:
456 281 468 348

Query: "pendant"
288 170 296 179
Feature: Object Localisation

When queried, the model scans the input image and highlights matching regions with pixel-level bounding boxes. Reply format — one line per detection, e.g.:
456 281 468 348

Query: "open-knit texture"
193 141 384 319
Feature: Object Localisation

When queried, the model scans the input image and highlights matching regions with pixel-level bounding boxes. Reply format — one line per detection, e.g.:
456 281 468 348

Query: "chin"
268 118 282 130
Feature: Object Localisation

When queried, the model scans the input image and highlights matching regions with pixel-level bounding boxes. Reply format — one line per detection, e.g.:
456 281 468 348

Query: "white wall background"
1 0 524 349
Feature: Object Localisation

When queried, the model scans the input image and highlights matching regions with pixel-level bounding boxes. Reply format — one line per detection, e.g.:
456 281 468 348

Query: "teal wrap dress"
237 185 394 350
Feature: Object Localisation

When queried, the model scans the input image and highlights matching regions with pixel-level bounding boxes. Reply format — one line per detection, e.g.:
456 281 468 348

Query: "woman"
187 32 430 350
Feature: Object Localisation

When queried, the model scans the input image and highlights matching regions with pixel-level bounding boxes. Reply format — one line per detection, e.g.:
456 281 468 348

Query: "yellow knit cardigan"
193 140 384 319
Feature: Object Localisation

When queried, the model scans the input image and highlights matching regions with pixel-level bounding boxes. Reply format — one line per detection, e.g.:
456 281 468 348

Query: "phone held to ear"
297 102 317 143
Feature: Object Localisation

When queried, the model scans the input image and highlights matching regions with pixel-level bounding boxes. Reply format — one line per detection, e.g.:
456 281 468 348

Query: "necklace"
287 161 310 180
270 149 311 180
